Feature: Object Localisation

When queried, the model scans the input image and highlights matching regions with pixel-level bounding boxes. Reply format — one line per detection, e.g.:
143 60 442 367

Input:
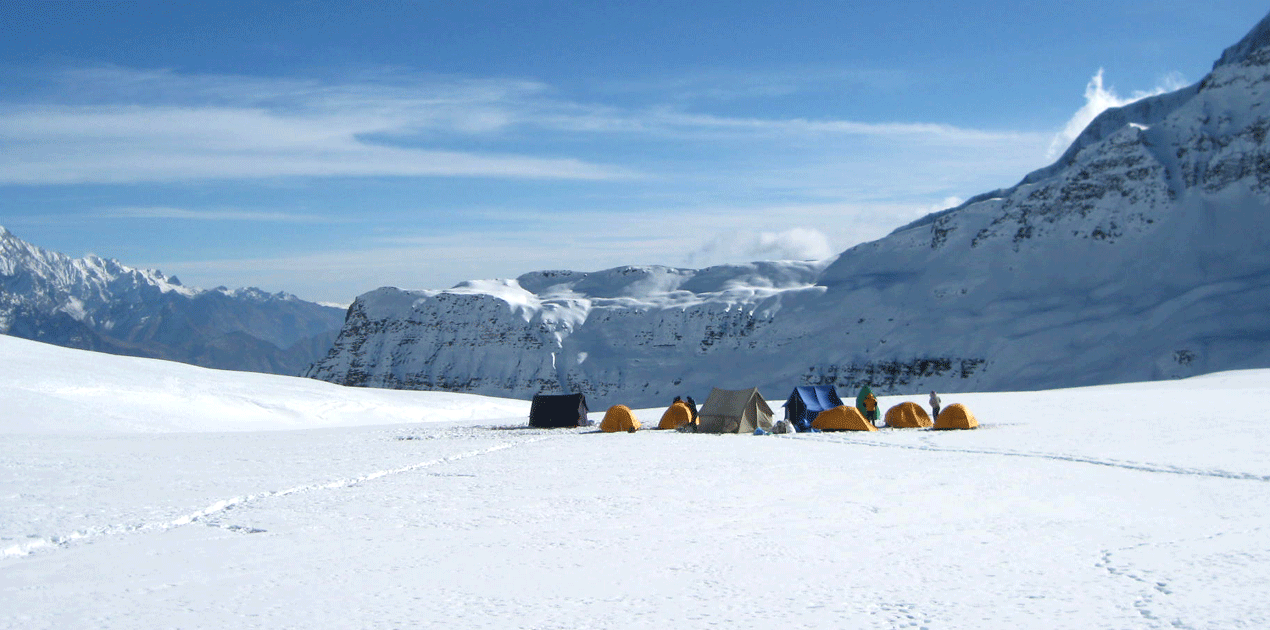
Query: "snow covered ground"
2 334 1269 629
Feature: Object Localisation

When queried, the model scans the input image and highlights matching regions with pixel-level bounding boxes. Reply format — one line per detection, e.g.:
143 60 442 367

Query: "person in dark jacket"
685 396 699 421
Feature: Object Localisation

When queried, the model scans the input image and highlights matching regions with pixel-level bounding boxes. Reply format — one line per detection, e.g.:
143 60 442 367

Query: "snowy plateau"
309 14 1270 410
3 333 1270 628
0 227 345 376
6 13 1270 630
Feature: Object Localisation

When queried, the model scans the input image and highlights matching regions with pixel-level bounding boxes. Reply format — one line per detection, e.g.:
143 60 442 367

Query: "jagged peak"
0 227 193 298
1214 11 1270 69
214 286 301 303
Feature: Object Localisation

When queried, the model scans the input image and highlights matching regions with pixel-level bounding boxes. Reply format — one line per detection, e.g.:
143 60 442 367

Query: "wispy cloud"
634 110 1039 143
521 99 1047 145
596 66 910 103
0 102 636 184
9 64 1071 302
96 206 338 223
155 198 927 302
0 65 1053 187
374 199 921 271
1047 69 1189 158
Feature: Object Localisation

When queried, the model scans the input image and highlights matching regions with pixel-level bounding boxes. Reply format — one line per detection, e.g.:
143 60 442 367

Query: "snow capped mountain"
306 261 829 399
310 13 1270 408
0 226 344 375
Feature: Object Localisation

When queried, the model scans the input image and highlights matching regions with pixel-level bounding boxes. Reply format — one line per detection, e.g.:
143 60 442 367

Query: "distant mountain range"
0 226 344 375
307 12 1270 408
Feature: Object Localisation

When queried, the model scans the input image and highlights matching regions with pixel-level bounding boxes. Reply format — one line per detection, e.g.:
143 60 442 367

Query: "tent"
783 386 844 431
600 405 642 433
934 403 979 430
658 401 695 430
528 393 589 428
812 405 877 431
885 401 933 428
697 388 774 434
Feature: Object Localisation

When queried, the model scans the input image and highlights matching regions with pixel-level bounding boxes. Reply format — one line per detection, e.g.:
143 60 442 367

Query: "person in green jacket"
856 385 879 424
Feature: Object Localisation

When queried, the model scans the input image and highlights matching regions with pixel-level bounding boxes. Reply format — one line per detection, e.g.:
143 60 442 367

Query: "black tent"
529 393 589 428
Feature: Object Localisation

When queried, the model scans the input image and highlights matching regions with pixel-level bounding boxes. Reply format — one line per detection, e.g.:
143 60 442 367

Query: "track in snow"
2 433 554 560
794 431 1270 482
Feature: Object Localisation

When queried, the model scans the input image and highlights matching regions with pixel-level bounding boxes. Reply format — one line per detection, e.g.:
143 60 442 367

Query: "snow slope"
3 335 1269 628
308 11 1270 409
0 334 529 434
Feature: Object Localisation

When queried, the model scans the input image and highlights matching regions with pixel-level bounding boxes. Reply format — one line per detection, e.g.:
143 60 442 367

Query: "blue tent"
783 386 845 432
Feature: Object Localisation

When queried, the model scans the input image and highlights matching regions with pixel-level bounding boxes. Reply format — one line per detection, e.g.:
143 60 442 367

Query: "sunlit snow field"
2 334 1268 629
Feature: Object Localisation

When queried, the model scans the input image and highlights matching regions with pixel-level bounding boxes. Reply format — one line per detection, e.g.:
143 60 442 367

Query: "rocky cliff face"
309 13 1270 408
0 227 344 376
307 263 829 400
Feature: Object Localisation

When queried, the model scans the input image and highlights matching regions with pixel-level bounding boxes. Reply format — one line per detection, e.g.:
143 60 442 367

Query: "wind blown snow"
1048 68 1189 158
2 334 1268 629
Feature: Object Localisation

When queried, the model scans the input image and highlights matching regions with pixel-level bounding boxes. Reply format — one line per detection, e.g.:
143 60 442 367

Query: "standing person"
685 396 698 422
856 385 879 424
929 391 942 421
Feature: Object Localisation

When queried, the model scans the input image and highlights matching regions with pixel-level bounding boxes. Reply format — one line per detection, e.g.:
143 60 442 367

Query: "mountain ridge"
0 226 344 376
307 11 1270 408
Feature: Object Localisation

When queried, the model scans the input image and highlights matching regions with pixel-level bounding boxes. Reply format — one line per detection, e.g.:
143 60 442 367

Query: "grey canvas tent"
697 387 774 434
529 393 589 428
783 385 844 432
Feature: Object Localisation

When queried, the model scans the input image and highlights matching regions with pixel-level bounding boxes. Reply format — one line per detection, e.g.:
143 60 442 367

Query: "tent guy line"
792 433 1270 482
1 433 556 561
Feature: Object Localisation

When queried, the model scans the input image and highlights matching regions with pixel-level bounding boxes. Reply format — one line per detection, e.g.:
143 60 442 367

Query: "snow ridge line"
791 434 1270 482
2 435 553 560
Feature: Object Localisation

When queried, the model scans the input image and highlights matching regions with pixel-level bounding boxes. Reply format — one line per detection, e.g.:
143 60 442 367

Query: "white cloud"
0 65 1056 186
12 65 1067 301
684 228 834 267
924 196 964 215
0 103 636 184
151 201 918 302
536 106 1045 145
1048 69 1188 158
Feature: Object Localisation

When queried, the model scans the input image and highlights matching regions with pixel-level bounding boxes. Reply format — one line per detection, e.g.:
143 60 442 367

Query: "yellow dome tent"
885 401 933 428
657 402 694 430
934 403 979 430
601 405 642 433
812 405 877 431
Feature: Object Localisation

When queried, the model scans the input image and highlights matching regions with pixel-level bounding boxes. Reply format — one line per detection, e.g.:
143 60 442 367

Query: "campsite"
4 4 1270 629
531 384 976 435
4 334 1269 628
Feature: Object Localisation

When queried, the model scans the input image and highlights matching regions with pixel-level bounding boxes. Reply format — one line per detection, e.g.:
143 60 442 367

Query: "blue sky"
0 1 1266 304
